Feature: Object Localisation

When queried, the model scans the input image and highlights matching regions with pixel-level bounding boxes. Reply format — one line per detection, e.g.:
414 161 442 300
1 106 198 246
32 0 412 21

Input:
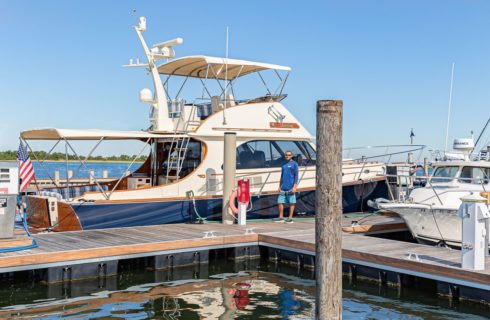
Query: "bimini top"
21 128 166 140
157 55 291 80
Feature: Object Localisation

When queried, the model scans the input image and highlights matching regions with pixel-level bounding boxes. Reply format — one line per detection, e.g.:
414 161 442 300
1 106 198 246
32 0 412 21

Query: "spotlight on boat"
139 88 154 104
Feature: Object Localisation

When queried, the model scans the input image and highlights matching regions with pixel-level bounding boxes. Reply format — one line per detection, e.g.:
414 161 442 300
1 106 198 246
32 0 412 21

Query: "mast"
444 62 455 154
127 17 182 131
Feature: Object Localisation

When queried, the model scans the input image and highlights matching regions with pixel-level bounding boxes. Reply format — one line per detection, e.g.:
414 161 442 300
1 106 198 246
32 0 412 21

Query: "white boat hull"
380 203 490 248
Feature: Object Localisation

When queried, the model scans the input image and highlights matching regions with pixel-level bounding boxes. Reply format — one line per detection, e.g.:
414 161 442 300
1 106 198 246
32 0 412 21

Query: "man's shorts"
278 191 296 204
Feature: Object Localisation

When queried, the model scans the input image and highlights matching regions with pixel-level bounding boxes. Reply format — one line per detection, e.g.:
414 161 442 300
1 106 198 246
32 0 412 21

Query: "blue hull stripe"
72 181 387 230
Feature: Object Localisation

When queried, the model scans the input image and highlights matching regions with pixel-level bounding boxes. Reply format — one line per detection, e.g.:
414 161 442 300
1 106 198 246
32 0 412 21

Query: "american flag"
17 142 35 192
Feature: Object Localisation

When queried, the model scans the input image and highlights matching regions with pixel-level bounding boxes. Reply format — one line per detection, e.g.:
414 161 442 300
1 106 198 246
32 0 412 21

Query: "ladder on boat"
164 104 200 183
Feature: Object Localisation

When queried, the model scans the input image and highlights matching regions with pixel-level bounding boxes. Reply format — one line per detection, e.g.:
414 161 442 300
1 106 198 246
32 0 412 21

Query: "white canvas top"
21 128 166 140
157 55 291 80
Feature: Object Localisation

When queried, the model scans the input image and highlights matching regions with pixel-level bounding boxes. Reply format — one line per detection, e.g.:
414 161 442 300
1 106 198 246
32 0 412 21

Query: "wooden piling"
423 157 429 177
222 132 237 224
315 100 343 319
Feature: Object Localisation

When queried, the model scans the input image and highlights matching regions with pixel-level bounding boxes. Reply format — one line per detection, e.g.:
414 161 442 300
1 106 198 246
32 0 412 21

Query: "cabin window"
302 142 317 165
459 166 490 184
236 140 312 169
160 139 202 179
431 166 459 183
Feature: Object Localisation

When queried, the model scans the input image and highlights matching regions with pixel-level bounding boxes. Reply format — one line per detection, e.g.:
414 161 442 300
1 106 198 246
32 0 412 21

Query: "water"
32 161 143 179
0 259 487 319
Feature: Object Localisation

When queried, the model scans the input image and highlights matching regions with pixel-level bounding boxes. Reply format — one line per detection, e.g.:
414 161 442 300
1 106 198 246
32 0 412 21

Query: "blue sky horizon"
1 1 489 156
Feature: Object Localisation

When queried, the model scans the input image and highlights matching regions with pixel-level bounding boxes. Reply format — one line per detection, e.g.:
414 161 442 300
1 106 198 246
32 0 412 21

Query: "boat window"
431 166 459 183
160 139 202 181
237 140 271 169
302 142 316 165
236 140 311 169
459 166 490 184
273 141 310 166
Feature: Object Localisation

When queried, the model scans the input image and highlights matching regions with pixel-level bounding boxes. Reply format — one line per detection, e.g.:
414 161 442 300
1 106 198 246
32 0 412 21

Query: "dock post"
89 170 95 184
423 157 429 177
222 132 236 224
315 100 343 319
407 152 413 164
102 170 109 179
54 170 60 185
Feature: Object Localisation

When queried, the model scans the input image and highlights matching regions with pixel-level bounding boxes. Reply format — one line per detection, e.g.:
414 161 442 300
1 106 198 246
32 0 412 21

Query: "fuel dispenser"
237 179 250 225
0 194 16 239
458 194 490 270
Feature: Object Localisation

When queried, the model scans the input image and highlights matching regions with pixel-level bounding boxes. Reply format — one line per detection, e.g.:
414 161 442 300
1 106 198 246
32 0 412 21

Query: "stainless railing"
379 173 489 205
343 144 426 163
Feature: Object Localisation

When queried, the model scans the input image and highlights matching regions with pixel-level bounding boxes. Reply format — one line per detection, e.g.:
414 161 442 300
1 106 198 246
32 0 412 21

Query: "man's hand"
291 187 297 193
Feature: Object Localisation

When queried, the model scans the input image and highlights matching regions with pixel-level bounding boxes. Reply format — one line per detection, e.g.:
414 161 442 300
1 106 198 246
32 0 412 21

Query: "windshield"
431 166 459 183
459 166 490 184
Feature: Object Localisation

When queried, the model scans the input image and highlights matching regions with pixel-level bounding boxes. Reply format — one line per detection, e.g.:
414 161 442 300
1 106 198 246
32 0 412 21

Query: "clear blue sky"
1 1 489 155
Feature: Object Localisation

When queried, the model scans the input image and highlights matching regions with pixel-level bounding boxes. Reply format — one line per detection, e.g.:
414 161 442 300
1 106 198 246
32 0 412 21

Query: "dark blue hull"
72 180 388 230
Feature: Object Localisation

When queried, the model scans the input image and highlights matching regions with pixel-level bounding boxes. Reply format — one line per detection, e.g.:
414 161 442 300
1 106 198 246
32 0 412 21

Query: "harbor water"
32 161 143 179
0 258 488 319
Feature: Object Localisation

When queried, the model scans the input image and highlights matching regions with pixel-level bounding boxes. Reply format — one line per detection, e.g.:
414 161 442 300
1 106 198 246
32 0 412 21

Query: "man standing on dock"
275 151 299 223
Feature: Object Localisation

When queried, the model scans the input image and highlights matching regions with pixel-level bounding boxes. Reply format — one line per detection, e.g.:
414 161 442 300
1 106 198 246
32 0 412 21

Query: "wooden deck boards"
0 216 487 293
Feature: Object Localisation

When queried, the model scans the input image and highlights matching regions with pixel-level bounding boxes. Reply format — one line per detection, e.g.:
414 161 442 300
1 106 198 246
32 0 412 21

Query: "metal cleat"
244 227 257 235
203 231 217 239
406 252 420 262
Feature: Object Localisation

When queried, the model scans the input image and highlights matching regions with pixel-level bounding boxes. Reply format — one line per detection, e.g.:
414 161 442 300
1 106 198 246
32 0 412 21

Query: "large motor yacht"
22 17 388 232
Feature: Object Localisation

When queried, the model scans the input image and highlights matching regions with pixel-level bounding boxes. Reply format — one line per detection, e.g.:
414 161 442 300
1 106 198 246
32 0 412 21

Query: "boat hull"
29 180 388 231
380 203 490 248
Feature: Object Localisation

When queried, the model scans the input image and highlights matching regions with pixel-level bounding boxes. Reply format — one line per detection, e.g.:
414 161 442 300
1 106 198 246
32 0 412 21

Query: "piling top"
317 100 343 113
460 193 487 203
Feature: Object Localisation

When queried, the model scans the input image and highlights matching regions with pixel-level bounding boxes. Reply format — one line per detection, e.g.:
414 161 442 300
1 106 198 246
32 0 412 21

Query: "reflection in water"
0 258 488 319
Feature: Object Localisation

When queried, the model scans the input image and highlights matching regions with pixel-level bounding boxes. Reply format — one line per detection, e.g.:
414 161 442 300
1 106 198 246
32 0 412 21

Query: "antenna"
444 62 455 153
222 26 229 125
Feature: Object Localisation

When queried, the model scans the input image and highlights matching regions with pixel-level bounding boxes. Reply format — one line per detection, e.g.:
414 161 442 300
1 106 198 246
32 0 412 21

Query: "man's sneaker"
285 218 294 224
273 218 285 223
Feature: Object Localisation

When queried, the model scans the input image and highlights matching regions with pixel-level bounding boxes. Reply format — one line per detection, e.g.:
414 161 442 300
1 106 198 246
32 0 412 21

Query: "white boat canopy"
157 55 291 80
21 128 165 140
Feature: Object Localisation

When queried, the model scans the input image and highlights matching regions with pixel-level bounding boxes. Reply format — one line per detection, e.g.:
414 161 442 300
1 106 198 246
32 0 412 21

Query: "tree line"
0 150 147 162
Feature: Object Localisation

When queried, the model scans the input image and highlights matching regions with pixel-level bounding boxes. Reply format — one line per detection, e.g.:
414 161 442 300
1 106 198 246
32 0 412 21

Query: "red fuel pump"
237 179 250 205
229 179 250 225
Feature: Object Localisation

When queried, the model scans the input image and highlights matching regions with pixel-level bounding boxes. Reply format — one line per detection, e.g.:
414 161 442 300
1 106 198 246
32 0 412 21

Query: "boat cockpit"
431 162 490 185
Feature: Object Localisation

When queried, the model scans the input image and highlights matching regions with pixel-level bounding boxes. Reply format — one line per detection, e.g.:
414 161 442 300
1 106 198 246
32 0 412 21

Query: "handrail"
343 144 426 162
379 173 490 183
379 173 490 206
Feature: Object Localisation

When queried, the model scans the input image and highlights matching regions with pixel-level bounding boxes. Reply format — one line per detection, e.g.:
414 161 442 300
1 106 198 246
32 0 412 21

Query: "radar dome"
452 138 474 160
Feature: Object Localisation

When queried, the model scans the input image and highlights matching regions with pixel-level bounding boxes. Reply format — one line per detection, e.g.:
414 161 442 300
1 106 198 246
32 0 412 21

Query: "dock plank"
0 217 487 296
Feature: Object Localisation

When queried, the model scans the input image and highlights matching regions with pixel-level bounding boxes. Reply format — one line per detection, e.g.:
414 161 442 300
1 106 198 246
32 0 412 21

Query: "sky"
1 1 489 156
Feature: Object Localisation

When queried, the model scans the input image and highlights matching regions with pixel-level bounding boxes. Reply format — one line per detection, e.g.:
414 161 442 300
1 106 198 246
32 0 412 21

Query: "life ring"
229 189 238 214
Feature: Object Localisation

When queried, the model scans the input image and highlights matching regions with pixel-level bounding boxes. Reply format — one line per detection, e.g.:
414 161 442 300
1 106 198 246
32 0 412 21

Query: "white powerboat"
379 138 490 247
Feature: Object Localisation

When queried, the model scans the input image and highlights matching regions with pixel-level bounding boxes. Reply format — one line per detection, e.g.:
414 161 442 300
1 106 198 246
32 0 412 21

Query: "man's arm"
292 162 299 193
278 173 282 192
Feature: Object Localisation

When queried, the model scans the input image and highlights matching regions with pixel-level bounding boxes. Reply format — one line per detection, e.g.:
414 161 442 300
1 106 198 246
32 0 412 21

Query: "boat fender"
229 189 239 214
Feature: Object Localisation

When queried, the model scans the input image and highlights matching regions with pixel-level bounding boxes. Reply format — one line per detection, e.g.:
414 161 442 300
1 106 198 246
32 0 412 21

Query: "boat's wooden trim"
25 196 50 231
26 196 82 233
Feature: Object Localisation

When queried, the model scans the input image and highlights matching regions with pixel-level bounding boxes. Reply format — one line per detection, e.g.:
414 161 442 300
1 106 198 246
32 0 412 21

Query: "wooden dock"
0 217 488 304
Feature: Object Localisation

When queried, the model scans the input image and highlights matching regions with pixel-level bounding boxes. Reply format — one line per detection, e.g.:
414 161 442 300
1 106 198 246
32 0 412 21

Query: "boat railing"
343 144 426 163
379 173 489 205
